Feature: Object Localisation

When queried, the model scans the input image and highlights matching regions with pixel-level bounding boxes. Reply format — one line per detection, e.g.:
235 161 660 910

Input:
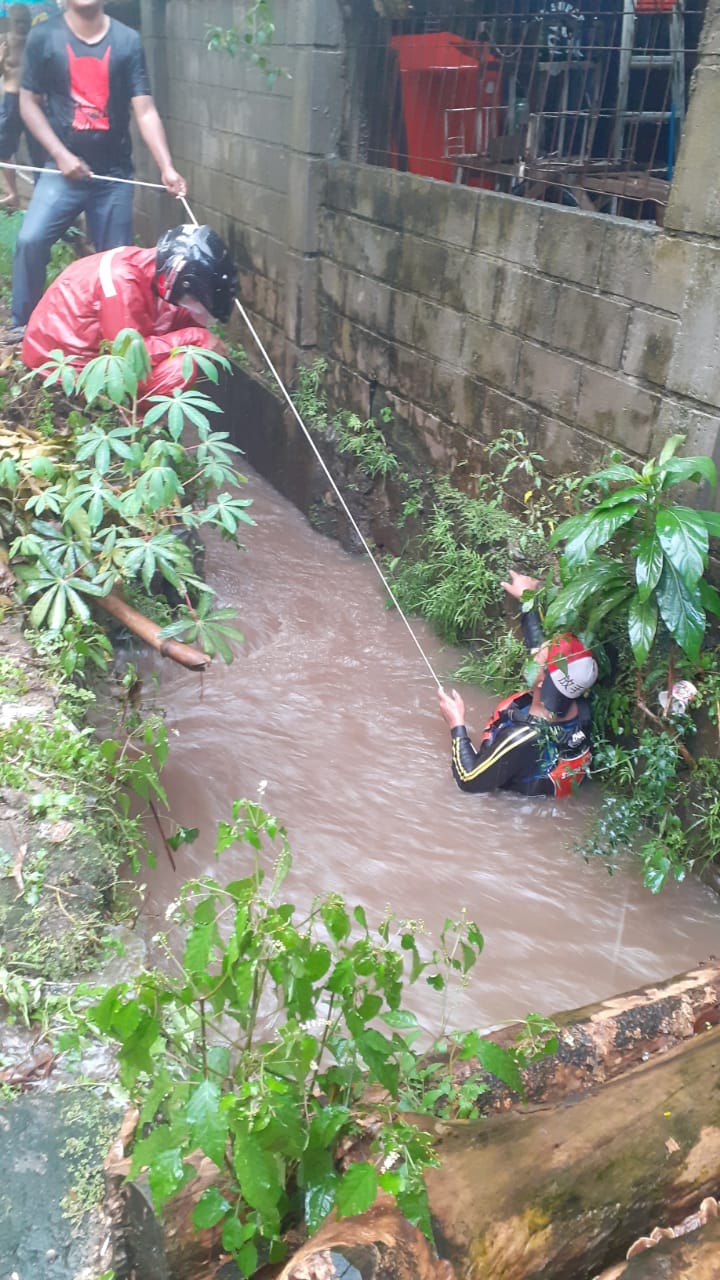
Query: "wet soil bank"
0 612 140 1280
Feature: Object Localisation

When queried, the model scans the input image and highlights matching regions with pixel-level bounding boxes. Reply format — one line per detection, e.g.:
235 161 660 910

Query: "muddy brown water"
140 467 720 1034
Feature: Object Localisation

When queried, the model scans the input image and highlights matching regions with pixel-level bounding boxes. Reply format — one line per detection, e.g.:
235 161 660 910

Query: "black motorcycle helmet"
154 225 237 323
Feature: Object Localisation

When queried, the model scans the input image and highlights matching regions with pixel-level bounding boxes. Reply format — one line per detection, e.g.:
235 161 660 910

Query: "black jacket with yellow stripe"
450 692 592 798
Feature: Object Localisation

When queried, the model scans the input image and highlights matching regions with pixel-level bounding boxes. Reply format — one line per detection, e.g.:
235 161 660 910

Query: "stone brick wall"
317 163 720 488
136 0 345 375
134 0 720 497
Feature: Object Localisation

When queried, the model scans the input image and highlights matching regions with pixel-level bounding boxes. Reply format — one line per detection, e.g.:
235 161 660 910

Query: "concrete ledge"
472 189 542 267
536 204 607 288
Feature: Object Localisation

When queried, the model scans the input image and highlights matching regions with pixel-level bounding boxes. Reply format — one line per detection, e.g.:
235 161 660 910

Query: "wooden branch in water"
97 589 212 670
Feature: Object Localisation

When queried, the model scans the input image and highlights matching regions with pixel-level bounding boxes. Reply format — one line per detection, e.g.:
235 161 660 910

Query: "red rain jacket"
22 246 210 398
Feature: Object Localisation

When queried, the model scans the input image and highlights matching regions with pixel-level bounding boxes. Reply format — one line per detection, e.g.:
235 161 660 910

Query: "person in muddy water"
21 222 236 397
437 571 598 798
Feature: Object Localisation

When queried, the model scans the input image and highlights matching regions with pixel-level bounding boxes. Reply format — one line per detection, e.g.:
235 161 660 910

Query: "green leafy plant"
294 358 399 482
2 330 254 660
78 801 553 1268
159 591 245 663
206 1 286 85
545 435 720 665
388 478 543 646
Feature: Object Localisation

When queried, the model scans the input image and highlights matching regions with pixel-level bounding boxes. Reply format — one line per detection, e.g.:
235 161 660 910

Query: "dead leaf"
665 1136 680 1154
12 842 26 894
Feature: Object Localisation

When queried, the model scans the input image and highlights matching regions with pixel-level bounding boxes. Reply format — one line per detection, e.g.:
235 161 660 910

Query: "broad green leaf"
305 943 332 981
192 1186 230 1230
699 577 720 620
473 1037 524 1096
656 561 705 659
655 507 708 585
139 1068 174 1127
48 585 68 632
237 1241 259 1275
697 509 720 540
353 905 368 931
593 486 647 511
628 594 658 665
543 561 627 634
307 1105 351 1150
635 531 663 602
382 1009 419 1030
233 1133 284 1221
221 1214 254 1255
66 505 93 553
584 582 634 636
662 455 717 491
187 1079 228 1166
335 1162 378 1218
66 586 92 624
183 915 217 978
321 899 351 942
560 503 639 567
580 462 641 492
305 1176 338 1233
658 433 685 466
148 1148 186 1212
396 1184 433 1239
548 510 589 549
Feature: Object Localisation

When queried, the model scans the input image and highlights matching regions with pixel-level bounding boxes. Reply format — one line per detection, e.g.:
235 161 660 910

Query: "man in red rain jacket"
22 224 236 398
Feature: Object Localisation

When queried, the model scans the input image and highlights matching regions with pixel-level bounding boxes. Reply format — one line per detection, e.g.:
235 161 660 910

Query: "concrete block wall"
131 0 720 499
317 162 720 492
135 0 344 375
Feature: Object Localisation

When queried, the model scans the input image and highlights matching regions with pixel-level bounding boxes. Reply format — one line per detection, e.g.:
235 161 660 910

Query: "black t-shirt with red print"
21 15 151 174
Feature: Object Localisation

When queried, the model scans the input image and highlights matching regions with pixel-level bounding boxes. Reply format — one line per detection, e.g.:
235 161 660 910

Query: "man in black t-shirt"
6 0 186 339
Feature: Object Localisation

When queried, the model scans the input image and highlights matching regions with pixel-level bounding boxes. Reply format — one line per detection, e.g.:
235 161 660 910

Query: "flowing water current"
141 466 719 1033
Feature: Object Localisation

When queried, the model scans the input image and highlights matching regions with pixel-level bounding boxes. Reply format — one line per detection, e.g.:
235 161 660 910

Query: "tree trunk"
423 1025 720 1280
277 1195 453 1280
472 961 720 1111
595 1214 720 1278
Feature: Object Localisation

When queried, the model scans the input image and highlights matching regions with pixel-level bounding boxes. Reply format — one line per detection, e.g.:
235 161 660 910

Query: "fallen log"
471 960 720 1110
277 1195 453 1280
594 1212 720 1279
424 1024 720 1280
97 589 212 670
103 970 720 1280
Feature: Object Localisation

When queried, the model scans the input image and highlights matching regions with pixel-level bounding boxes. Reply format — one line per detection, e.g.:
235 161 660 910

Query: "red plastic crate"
634 0 678 13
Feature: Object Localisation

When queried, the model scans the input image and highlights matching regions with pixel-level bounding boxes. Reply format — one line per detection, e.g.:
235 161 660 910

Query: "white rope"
0 159 446 688
0 159 167 190
177 195 444 690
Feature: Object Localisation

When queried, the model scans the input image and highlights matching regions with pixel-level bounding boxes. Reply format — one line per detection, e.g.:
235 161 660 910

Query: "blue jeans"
11 167 134 327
